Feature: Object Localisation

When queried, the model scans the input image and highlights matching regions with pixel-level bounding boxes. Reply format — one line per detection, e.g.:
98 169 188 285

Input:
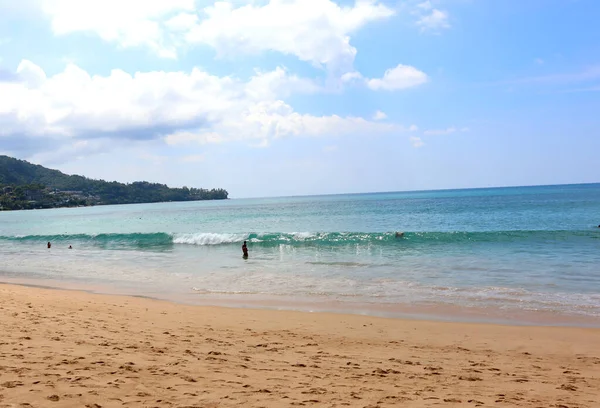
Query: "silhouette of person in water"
242 240 248 258
395 232 404 238
68 245 72 249
47 242 51 249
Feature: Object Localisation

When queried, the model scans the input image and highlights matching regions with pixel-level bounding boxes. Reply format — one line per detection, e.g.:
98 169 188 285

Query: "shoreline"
0 196 230 212
2 276 600 328
1 282 599 407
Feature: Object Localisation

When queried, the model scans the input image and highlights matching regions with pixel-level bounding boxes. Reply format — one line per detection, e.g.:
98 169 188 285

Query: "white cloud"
0 59 410 157
423 126 469 135
417 9 450 32
29 0 394 70
341 71 364 83
37 0 196 58
373 110 387 120
410 136 424 148
165 12 198 32
245 67 321 100
414 1 450 33
165 100 405 146
416 1 433 10
186 0 395 73
366 64 428 91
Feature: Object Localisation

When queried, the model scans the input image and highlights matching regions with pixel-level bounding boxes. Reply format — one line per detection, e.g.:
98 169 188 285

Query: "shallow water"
1 183 599 324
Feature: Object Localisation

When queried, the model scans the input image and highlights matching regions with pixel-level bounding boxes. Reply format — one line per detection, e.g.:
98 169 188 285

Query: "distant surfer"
242 240 248 258
395 232 404 238
47 241 51 249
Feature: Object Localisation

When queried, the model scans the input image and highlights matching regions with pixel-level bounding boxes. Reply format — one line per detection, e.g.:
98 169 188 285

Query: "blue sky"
0 0 598 198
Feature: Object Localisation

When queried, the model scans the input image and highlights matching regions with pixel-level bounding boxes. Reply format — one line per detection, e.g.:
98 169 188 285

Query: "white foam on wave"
172 232 247 246
292 232 317 240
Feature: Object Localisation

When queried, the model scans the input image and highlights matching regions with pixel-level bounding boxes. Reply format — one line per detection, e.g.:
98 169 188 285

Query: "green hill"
0 155 228 210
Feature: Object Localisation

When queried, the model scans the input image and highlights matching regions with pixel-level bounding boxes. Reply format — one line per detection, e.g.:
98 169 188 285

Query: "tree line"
0 155 228 210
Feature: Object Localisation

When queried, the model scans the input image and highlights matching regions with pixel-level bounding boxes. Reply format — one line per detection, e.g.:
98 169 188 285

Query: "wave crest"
173 233 246 246
0 229 596 249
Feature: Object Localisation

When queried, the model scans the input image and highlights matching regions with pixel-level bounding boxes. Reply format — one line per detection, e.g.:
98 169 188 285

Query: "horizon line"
229 181 600 200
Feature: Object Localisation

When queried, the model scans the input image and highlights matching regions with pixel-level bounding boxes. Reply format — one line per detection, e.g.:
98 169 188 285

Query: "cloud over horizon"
0 0 433 167
0 59 417 160
1 0 597 196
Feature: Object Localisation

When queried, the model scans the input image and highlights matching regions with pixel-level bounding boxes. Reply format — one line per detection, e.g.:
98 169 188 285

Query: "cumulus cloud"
38 0 196 58
341 71 364 83
7 1 432 93
186 0 394 73
164 100 404 147
31 0 394 73
164 12 198 32
414 1 450 33
0 59 411 159
245 67 321 100
366 64 428 91
372 110 387 120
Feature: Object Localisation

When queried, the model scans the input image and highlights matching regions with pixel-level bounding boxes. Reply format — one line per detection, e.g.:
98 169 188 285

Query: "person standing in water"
242 240 248 258
47 242 51 249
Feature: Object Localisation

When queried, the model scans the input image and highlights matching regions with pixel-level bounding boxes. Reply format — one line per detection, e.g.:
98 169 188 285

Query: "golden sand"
1 283 599 407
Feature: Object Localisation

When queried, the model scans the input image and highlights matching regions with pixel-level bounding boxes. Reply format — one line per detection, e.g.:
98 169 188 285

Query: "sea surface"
1 184 600 325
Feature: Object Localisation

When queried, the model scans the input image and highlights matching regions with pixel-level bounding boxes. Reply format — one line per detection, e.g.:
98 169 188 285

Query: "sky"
0 0 599 198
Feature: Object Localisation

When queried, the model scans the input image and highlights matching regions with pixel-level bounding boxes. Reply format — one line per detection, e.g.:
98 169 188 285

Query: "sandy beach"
1 283 599 408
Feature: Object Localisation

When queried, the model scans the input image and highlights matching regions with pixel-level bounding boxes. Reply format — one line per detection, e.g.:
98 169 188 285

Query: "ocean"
1 183 599 325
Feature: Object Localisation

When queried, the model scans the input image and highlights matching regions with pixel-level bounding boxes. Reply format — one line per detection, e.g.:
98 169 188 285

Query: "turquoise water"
1 183 599 323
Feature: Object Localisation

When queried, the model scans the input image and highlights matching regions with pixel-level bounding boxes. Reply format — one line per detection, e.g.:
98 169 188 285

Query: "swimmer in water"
395 232 404 238
242 240 248 258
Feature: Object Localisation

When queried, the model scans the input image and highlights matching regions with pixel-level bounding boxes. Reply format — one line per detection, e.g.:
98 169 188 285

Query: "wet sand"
1 283 599 407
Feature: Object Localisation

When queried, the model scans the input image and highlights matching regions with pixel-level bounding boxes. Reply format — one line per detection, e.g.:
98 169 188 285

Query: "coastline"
2 276 600 328
1 282 599 407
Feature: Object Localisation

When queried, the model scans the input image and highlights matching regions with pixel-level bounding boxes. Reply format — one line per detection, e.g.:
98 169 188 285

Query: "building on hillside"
24 190 45 201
